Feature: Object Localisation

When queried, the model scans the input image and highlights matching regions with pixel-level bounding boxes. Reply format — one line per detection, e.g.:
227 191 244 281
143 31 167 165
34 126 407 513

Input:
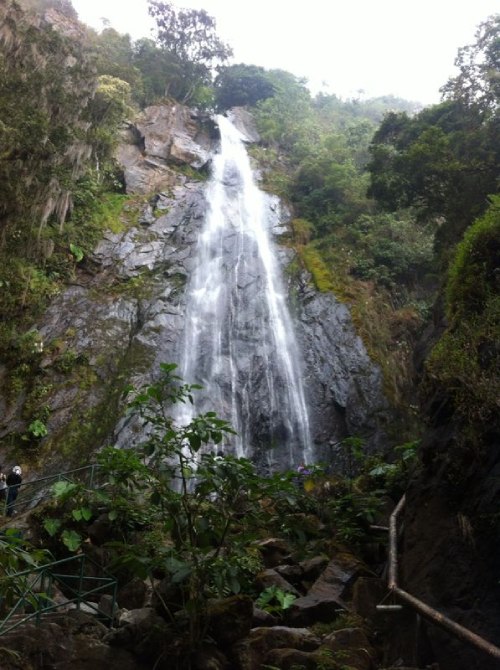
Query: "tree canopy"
147 0 232 103
214 64 276 110
366 16 499 254
367 99 499 252
440 13 500 114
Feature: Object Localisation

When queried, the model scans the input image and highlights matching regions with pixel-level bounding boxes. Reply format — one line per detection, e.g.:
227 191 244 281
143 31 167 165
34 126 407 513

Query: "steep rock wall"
0 104 390 475
391 212 500 670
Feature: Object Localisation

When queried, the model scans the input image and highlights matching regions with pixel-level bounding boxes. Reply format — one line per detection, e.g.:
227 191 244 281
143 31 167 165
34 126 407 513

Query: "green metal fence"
0 553 117 635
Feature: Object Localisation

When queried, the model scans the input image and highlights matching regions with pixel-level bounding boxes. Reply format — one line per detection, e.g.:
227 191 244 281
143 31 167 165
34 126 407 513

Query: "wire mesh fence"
0 553 117 636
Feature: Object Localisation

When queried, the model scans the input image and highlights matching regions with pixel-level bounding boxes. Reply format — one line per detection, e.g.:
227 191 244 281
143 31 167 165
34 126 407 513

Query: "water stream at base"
178 114 312 470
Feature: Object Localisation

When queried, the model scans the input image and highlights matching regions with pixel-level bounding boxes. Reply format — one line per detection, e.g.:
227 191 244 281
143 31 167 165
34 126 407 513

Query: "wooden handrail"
387 495 500 660
388 493 406 590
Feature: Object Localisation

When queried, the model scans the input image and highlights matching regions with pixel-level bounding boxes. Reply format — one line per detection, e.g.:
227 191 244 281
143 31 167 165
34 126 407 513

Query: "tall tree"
147 0 232 104
440 13 500 114
86 75 133 163
132 37 176 106
368 14 499 254
255 70 316 157
88 27 143 97
214 64 276 110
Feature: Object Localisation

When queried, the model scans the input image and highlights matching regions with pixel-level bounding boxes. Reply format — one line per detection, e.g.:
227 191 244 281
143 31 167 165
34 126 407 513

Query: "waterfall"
178 114 312 471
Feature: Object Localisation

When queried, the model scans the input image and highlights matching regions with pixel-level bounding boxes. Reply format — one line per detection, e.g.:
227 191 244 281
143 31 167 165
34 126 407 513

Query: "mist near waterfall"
177 115 312 470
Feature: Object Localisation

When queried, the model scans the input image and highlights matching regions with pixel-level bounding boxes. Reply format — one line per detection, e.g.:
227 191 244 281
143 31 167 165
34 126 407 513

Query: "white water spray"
178 115 312 469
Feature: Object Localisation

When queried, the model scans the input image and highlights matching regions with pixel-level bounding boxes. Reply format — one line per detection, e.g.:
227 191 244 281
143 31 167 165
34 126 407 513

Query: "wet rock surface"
296 284 390 460
135 104 216 170
226 106 261 143
0 103 390 475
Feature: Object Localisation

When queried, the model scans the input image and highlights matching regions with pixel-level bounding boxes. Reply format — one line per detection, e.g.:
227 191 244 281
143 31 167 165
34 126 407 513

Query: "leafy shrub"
346 212 434 289
44 363 308 651
0 529 49 608
256 585 296 616
446 195 500 320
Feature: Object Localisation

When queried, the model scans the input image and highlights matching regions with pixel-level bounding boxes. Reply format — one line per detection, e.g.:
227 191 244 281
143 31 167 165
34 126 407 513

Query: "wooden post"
388 494 406 589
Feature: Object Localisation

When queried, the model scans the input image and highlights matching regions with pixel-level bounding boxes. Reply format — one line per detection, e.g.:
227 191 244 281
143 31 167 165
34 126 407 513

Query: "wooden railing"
384 494 500 661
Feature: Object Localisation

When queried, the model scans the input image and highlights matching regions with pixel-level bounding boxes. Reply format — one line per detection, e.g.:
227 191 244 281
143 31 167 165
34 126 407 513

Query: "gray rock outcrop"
297 283 390 462
116 103 218 195
226 106 261 143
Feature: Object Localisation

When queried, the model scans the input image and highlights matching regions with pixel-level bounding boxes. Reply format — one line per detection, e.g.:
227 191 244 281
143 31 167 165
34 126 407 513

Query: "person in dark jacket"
6 466 22 517
0 465 7 513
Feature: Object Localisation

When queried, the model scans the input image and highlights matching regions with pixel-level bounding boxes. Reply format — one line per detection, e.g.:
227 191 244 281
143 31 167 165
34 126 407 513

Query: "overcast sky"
71 0 499 105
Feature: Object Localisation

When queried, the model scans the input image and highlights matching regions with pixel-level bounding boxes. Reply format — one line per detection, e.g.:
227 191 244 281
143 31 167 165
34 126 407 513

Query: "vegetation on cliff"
0 365 416 668
238 16 499 434
424 196 499 443
0 0 497 464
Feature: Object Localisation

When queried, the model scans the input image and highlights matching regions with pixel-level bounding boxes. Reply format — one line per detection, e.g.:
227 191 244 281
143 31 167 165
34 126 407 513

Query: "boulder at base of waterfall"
275 562 303 582
191 645 230 670
152 574 185 614
106 607 173 664
116 606 156 627
285 591 345 627
311 551 374 601
231 626 320 670
207 595 254 647
352 576 387 622
255 537 292 568
300 555 331 582
286 551 373 626
276 555 330 590
252 606 280 627
116 577 150 611
320 627 377 670
98 594 118 620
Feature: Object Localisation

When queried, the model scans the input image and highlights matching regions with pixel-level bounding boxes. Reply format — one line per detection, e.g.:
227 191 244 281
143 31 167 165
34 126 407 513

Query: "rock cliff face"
296 288 389 461
116 103 217 195
0 103 389 473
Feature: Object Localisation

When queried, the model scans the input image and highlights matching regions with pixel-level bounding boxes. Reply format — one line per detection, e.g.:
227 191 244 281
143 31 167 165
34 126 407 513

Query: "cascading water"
178 114 312 471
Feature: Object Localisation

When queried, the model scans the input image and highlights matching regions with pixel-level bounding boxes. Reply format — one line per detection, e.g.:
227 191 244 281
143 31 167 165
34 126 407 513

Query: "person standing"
0 465 7 513
6 466 22 517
